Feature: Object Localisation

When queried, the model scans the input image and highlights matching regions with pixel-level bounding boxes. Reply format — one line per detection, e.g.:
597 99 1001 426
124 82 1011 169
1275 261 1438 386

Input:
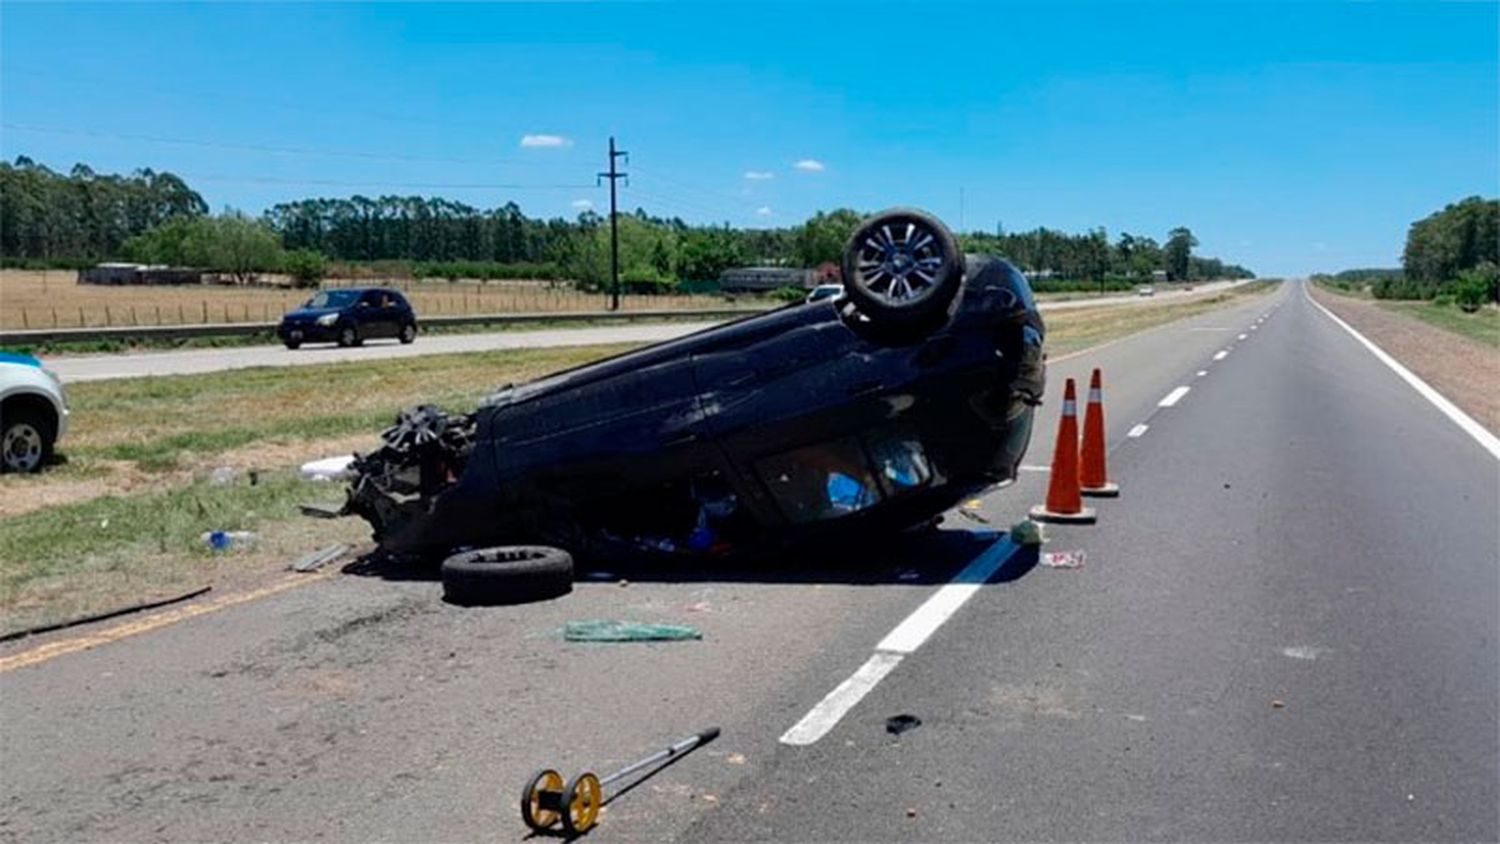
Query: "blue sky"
1 2 1495 277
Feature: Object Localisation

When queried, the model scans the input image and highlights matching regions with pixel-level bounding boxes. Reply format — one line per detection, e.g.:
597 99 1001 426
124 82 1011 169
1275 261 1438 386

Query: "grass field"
0 282 1277 637
1312 279 1498 348
0 269 738 330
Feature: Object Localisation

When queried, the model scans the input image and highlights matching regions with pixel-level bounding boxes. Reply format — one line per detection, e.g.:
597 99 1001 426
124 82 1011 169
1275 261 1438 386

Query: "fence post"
78 307 85 327
180 303 186 324
105 305 112 326
223 303 229 323
21 309 28 329
131 306 138 326
52 308 58 328
201 300 208 323
155 305 162 325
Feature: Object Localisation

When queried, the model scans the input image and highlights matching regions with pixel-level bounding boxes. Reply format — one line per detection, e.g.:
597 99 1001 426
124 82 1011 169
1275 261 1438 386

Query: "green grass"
1377 300 1500 348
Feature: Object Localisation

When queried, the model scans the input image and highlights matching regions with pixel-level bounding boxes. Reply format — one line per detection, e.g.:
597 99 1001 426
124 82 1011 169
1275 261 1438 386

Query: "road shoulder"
1309 284 1500 434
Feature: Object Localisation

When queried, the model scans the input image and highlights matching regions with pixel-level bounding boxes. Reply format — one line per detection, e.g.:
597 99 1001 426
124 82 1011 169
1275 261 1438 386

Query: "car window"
305 290 359 309
756 437 882 524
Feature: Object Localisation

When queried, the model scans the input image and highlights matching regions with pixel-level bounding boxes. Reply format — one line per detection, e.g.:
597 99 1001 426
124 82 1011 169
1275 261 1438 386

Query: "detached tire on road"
441 546 573 606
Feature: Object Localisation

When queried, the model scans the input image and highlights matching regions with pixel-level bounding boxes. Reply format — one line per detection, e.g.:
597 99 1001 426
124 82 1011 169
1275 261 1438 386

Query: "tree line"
1317 196 1498 310
1 157 1255 288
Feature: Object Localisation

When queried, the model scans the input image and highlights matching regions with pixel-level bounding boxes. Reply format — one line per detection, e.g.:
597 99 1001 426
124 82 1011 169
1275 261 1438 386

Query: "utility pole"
598 136 629 310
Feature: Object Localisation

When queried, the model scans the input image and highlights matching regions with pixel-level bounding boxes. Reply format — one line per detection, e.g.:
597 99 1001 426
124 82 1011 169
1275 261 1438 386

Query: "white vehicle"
0 352 69 473
1137 285 1156 297
805 283 844 303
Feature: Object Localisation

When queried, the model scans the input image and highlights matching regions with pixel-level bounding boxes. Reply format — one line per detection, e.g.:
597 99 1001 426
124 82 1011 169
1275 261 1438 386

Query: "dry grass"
0 269 742 330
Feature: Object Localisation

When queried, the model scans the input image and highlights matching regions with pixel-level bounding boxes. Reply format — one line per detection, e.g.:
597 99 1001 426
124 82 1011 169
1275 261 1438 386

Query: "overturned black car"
340 209 1046 580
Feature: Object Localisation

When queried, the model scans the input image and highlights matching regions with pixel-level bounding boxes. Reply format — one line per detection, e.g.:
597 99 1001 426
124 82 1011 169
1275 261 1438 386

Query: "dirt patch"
1311 286 1500 434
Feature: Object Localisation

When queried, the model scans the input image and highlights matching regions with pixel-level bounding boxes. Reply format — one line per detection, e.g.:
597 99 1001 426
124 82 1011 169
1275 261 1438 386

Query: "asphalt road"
43 281 1245 383
3 280 1495 842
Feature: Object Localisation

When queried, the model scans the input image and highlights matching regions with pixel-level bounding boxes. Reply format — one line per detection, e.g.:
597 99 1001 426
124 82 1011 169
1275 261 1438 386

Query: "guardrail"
0 308 772 346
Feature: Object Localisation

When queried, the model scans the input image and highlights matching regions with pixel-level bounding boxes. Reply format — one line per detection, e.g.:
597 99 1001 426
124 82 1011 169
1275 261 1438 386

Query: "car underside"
338 209 1046 564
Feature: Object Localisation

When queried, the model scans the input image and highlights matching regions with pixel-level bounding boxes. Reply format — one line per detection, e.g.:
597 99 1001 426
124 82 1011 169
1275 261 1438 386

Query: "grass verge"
1375 301 1499 349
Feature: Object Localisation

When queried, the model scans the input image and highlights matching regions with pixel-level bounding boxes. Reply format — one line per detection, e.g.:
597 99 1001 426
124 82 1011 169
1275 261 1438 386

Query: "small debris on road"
906 807 918 819
886 714 922 735
564 620 702 642
290 543 349 573
1009 518 1046 546
1271 699 1286 709
725 753 747 765
1041 549 1086 569
957 508 991 525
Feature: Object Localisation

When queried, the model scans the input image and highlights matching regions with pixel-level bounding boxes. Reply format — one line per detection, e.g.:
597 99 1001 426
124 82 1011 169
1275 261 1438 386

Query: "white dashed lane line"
1158 386 1191 407
1237 333 1248 340
1213 350 1229 361
1127 423 1150 438
1196 370 1208 377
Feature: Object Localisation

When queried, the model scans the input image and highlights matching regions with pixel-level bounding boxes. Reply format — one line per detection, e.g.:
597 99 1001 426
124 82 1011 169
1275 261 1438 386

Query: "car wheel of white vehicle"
841 207 963 328
337 325 361 347
441 546 573 606
1 409 54 474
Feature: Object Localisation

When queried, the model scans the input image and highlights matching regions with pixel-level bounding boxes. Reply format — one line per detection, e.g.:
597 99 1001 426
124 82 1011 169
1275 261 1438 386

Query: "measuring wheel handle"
561 772 603 835
521 768 565 832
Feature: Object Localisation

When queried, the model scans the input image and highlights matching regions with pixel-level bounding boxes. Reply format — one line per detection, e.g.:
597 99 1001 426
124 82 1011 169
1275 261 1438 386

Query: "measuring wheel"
520 768 564 832
561 772 602 835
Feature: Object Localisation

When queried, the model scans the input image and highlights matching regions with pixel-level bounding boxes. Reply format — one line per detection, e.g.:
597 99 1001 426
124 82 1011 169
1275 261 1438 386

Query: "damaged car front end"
337 208 1046 564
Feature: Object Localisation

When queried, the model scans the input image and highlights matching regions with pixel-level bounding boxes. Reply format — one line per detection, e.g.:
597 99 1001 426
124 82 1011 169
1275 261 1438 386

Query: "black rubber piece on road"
0 585 212 643
440 546 573 606
840 207 962 329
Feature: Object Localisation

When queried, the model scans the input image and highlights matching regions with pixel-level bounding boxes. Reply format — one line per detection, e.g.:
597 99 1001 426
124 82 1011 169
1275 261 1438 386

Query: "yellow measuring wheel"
561 772 602 835
520 768 564 832
518 727 720 835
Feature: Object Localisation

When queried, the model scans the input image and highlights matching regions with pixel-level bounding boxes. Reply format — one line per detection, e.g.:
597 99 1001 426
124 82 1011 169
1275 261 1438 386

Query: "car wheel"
840 207 963 328
440 546 573 606
337 325 361 347
1 407 55 474
399 323 416 344
283 339 302 350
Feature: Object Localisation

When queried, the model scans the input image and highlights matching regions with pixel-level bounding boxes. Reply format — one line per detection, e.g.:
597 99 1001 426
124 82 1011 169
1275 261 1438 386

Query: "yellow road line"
0 572 331 673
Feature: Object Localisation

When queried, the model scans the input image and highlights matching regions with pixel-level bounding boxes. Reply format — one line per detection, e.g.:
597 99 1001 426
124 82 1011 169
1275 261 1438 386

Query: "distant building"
1151 269 1169 283
718 266 815 293
78 264 204 285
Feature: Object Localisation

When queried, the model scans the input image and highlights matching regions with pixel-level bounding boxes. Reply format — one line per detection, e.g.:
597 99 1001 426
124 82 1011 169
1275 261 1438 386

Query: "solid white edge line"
1158 386 1191 407
1127 423 1149 437
779 652 904 746
875 538 1018 654
1304 284 1500 460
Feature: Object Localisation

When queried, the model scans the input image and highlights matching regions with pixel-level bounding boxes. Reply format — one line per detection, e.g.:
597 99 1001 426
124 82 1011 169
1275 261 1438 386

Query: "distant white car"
806 283 844 303
0 352 69 473
1137 285 1156 297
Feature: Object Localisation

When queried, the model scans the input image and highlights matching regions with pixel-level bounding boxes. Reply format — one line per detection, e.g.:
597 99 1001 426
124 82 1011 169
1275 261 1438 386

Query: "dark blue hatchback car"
277 287 418 349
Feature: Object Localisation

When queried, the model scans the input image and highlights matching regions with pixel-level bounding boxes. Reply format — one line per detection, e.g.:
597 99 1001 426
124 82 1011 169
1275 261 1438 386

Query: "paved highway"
3 280 1494 842
43 281 1245 383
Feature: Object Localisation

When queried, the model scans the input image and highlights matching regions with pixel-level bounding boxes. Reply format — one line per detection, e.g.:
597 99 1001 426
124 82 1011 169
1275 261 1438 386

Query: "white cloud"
520 134 573 148
755 206 773 217
570 199 594 211
793 159 825 172
744 170 774 181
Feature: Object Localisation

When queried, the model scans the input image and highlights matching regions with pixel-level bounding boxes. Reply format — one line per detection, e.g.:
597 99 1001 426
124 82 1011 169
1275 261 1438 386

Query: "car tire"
283 339 302 350
0 406 55 474
440 546 573 606
840 207 963 329
399 323 417 344
337 324 362 347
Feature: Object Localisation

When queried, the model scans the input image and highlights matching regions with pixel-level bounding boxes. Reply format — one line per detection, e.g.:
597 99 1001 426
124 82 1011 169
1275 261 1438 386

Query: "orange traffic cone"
1080 368 1120 497
1029 378 1097 524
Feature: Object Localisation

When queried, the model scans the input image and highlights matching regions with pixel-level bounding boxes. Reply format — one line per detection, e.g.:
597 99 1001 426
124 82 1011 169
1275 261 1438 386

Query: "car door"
357 290 392 338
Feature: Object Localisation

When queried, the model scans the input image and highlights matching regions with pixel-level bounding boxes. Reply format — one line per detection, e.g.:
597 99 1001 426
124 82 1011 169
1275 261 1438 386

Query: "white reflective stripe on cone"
1088 388 1102 403
1061 400 1077 415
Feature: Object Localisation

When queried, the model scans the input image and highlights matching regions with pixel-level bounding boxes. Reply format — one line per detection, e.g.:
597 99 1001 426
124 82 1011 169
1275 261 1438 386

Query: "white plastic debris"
300 455 355 482
209 466 238 485
1041 550 1086 569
